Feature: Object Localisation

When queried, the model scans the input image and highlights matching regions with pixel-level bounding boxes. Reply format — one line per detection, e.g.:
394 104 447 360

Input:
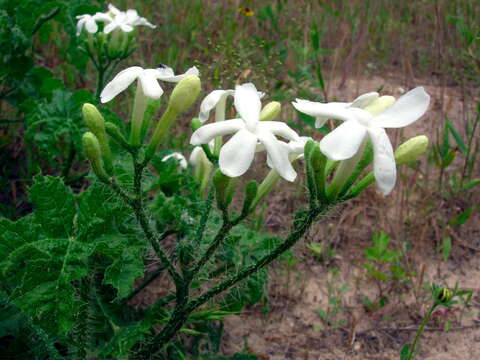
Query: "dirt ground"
217 76 480 359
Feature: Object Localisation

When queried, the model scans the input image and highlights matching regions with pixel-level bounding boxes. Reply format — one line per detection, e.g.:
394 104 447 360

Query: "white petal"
138 70 163 99
162 152 187 169
190 119 245 145
315 116 328 128
134 16 156 28
257 121 299 141
85 18 98 33
189 147 205 166
120 23 134 32
367 127 396 195
351 92 379 108
374 87 430 128
234 83 261 129
103 22 117 34
93 12 113 23
219 130 258 177
100 66 143 103
76 18 85 35
198 90 232 123
108 4 122 15
266 141 290 168
292 99 355 123
258 131 297 182
156 66 199 83
319 120 367 160
125 9 139 23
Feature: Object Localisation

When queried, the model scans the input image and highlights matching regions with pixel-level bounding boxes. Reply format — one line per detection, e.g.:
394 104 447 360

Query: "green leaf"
449 207 475 227
441 236 452 261
29 175 76 237
400 344 410 360
104 247 145 299
446 118 467 154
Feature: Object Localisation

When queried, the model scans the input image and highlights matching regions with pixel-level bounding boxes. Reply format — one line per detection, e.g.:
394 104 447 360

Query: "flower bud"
394 135 429 165
436 287 453 304
364 96 395 115
82 132 109 182
83 103 105 134
191 118 202 132
168 75 201 113
259 101 281 121
82 103 113 174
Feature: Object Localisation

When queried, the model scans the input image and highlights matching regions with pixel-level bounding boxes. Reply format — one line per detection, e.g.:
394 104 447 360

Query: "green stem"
407 304 437 360
146 205 324 352
129 84 148 147
145 106 179 162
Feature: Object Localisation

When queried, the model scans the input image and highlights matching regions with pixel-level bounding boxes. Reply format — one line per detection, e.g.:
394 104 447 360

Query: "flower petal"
234 83 261 129
190 119 245 145
85 18 98 33
108 4 122 15
100 66 144 103
292 99 355 123
257 121 299 141
198 90 233 123
120 23 134 32
93 12 113 23
162 152 187 169
319 120 367 160
76 18 85 35
258 131 297 182
138 70 163 99
374 87 430 128
134 17 156 28
103 22 117 34
156 66 199 82
367 127 396 195
351 92 379 108
219 130 258 177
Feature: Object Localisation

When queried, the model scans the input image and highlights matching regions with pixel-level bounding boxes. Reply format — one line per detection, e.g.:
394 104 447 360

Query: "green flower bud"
82 132 109 182
82 103 113 174
168 75 201 114
191 118 202 132
105 122 131 150
394 135 429 165
436 287 453 304
364 96 395 115
259 101 281 121
83 103 105 134
250 169 281 211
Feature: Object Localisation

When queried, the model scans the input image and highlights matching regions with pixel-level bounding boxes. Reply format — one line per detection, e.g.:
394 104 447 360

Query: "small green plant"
400 284 474 360
363 231 411 293
316 268 349 329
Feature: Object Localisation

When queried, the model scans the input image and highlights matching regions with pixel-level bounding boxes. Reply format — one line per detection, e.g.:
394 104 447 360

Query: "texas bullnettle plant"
0 48 432 360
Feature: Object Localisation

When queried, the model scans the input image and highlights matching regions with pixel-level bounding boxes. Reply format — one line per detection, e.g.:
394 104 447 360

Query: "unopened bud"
82 103 113 174
436 287 453 304
394 135 429 165
213 169 236 210
82 132 109 182
83 103 105 134
168 75 201 113
259 101 281 121
364 96 395 115
241 180 258 216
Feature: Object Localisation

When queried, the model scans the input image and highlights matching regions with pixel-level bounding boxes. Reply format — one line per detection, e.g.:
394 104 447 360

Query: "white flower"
100 65 199 103
104 4 156 34
161 152 187 169
293 92 380 128
198 89 264 123
190 83 300 181
294 87 430 195
75 13 112 35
